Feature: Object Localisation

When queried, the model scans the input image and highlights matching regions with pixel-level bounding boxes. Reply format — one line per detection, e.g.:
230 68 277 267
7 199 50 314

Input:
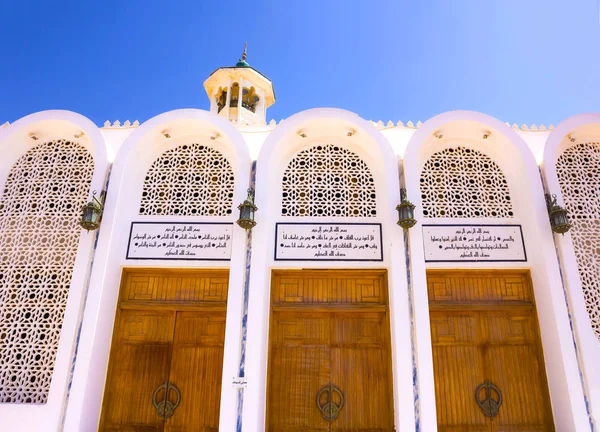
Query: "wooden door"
428 271 555 432
164 311 226 432
330 312 395 432
268 311 331 432
101 310 175 432
100 269 228 432
267 270 395 432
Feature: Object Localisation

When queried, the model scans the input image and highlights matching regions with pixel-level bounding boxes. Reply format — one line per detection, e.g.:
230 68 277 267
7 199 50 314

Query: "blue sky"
2 1 599 126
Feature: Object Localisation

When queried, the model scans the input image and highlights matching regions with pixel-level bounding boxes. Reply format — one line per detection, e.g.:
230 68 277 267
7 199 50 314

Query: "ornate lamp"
396 188 417 229
80 190 106 232
236 188 258 229
545 193 571 234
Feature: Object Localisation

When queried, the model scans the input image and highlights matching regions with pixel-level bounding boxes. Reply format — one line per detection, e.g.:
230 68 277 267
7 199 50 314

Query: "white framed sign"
422 224 527 262
231 376 248 388
126 222 233 260
275 223 383 261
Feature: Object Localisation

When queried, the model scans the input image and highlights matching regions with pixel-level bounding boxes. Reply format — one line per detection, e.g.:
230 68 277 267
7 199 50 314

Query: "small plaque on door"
232 377 248 388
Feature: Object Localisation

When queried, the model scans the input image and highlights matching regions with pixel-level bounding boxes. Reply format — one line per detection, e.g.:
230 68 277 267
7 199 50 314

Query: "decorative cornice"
96 118 556 132
365 120 555 131
101 120 140 129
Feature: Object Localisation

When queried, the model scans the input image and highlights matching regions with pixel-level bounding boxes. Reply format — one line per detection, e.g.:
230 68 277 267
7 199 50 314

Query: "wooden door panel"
330 313 394 432
430 311 488 432
100 310 176 432
267 312 330 432
165 312 226 432
428 271 555 432
121 269 229 305
427 271 532 304
430 311 478 346
483 312 554 432
272 270 387 306
268 272 394 432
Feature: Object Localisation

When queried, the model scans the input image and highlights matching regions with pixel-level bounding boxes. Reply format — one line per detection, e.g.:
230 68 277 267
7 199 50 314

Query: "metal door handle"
475 380 502 417
316 383 344 421
152 381 181 418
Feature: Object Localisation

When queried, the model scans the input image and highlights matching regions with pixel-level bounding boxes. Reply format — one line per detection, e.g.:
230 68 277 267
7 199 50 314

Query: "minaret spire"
241 42 248 62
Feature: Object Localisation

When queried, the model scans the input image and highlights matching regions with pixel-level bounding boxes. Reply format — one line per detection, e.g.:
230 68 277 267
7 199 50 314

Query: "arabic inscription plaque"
126 222 233 260
422 224 526 262
275 223 383 261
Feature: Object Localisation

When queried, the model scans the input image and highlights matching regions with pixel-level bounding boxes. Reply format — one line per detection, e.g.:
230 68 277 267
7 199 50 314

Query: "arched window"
556 141 600 339
420 146 513 218
229 82 240 108
216 87 227 113
0 139 94 403
242 86 259 113
281 144 376 217
139 143 235 216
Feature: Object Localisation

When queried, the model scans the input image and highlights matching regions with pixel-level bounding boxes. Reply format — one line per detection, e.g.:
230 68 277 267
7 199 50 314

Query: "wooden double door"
428 270 555 432
99 269 229 432
266 270 395 432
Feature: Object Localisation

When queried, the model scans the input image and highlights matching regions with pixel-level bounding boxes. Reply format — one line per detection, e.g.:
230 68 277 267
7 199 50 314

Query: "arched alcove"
403 110 590 432
63 109 252 432
542 113 600 428
242 108 415 432
0 110 108 431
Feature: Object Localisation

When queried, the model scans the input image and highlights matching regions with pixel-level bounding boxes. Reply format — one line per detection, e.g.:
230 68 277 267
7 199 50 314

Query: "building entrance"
428 270 555 432
266 270 395 431
99 269 228 432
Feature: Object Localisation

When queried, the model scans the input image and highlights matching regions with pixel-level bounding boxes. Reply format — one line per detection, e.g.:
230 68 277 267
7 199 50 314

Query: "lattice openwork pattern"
281 144 376 217
139 143 235 216
0 139 94 404
420 146 513 218
556 141 600 339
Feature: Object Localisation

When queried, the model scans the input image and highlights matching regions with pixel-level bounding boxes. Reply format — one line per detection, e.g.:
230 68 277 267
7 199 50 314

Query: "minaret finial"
241 41 248 61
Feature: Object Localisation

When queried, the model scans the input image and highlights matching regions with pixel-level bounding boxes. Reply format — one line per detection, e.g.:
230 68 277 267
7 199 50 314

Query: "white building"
1 50 599 431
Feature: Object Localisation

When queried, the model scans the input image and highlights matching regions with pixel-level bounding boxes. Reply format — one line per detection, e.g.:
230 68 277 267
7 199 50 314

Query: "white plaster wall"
100 127 136 162
0 111 109 432
516 129 550 164
63 109 252 432
542 113 600 430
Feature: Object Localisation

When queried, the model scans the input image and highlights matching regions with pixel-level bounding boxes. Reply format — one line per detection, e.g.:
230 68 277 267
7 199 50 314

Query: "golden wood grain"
428 270 555 432
99 269 228 432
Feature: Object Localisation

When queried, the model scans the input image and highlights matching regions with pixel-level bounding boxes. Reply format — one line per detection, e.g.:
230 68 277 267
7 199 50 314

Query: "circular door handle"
152 381 181 419
475 380 502 417
316 383 345 421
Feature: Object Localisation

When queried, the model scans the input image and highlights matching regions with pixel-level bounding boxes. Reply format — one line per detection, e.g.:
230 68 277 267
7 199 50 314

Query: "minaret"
204 43 275 125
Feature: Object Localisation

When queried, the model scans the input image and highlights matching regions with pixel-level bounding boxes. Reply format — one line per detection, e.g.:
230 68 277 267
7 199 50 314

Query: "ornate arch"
281 144 376 217
139 142 235 216
419 146 513 218
556 141 600 339
0 139 94 403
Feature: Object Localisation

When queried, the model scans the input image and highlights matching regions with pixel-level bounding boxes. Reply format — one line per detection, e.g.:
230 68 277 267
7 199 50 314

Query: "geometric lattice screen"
139 143 235 216
556 141 600 340
0 139 94 404
420 146 513 218
281 144 377 217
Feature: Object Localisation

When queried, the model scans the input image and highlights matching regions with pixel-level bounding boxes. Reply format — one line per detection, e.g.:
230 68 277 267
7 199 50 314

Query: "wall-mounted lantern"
79 190 106 232
236 188 258 229
396 188 417 229
545 193 571 234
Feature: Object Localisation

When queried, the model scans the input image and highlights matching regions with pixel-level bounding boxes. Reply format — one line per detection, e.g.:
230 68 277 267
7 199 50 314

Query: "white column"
237 80 244 124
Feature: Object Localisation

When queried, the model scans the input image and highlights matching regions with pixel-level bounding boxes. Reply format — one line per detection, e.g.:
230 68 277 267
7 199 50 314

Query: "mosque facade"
1 51 599 431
